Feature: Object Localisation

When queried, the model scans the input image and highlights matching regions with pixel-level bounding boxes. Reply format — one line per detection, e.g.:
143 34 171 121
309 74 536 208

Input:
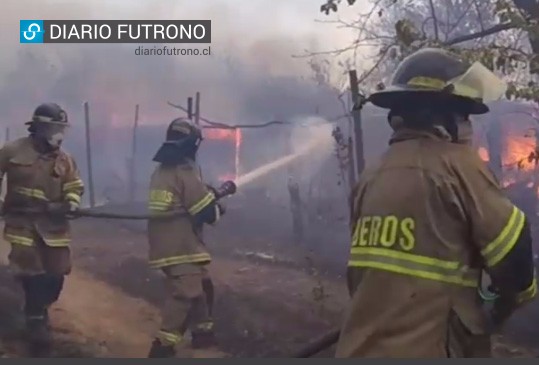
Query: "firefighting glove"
206 184 218 196
216 180 237 199
489 295 517 329
67 201 79 212
217 202 226 216
0 199 4 216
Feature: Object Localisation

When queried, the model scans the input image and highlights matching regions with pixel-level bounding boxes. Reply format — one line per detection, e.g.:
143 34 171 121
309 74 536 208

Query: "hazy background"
0 0 386 208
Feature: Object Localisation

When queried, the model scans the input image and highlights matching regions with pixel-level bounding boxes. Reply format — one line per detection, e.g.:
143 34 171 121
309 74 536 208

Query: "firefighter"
335 48 537 358
0 103 84 354
147 118 235 358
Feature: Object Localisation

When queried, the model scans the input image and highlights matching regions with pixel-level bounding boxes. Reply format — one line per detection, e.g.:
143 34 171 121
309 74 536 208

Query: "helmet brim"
25 120 70 126
368 87 489 115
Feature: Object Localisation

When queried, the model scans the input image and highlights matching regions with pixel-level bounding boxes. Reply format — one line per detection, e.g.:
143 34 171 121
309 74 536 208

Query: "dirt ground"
0 219 536 358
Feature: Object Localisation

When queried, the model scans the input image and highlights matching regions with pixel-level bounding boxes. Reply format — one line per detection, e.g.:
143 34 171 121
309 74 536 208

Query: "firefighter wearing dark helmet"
0 103 84 355
336 48 537 358
147 118 235 357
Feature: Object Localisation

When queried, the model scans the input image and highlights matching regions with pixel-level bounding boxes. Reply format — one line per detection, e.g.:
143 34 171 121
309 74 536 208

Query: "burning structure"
474 101 539 218
199 127 242 183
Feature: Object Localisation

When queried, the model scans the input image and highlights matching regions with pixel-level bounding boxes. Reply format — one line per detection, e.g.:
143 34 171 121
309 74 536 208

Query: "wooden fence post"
129 104 139 202
349 70 365 178
84 101 96 207
194 92 201 126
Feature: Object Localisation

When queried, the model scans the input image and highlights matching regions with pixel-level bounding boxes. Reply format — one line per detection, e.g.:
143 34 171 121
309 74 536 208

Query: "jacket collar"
389 126 452 145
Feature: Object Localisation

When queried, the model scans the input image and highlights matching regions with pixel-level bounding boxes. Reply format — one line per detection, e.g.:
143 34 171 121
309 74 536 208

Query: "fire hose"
1 181 237 221
0 176 499 357
291 328 340 358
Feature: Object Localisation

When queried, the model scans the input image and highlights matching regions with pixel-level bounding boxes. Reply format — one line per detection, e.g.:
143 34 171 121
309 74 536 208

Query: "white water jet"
235 118 333 188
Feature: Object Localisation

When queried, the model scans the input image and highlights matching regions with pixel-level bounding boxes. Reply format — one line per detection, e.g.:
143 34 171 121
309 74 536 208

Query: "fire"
503 136 535 172
204 127 242 182
204 128 236 140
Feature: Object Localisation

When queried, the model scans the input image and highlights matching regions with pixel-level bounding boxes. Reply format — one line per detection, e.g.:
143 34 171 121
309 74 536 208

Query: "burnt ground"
0 202 536 357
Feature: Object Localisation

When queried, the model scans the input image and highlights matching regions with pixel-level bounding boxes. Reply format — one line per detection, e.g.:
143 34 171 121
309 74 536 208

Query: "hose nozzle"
215 180 237 199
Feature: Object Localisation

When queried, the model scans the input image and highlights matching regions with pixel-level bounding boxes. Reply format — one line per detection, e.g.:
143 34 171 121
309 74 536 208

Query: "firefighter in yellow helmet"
0 103 84 355
336 48 537 358
147 118 236 358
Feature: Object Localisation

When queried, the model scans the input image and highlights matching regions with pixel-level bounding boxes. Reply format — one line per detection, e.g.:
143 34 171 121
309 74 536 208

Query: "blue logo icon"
20 20 44 43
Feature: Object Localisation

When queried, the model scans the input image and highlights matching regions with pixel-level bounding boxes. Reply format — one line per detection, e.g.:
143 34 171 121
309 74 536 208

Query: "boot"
25 315 52 357
191 330 218 349
148 339 175 358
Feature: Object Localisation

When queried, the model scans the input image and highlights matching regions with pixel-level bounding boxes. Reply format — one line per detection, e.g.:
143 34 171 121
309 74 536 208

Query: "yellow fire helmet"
368 48 507 115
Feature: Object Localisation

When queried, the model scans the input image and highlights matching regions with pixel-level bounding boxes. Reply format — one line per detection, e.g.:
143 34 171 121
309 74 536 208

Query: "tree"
315 0 539 102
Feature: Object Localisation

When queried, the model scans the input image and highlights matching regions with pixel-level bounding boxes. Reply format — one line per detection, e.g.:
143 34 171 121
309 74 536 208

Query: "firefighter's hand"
489 295 517 329
216 180 237 199
67 201 79 212
217 202 226 216
206 184 217 195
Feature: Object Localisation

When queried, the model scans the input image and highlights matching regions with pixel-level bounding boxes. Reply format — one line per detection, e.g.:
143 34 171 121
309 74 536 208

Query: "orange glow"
204 127 242 182
218 173 236 182
204 128 236 140
477 147 489 162
503 136 535 172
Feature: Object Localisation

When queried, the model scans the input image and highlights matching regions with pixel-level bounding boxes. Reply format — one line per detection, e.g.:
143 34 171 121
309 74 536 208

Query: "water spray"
234 119 333 189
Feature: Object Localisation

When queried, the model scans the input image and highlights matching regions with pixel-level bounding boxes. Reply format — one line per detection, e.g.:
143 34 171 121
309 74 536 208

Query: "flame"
477 147 489 162
503 136 535 172
205 127 242 182
204 128 236 140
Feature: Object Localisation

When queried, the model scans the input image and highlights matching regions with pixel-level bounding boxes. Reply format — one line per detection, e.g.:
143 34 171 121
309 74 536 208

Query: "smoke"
236 117 334 188
289 116 334 182
2 0 336 126
1 0 355 205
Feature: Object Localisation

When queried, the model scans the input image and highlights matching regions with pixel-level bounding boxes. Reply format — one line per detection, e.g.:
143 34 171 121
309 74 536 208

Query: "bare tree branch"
355 44 396 86
428 0 440 40
443 1 451 40
167 102 291 129
444 22 515 46
301 0 388 58
447 0 475 36
473 0 485 31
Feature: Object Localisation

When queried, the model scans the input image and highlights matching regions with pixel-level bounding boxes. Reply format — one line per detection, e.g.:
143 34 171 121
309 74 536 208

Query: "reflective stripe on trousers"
4 233 34 246
348 247 479 287
5 233 69 247
157 330 182 346
149 253 212 268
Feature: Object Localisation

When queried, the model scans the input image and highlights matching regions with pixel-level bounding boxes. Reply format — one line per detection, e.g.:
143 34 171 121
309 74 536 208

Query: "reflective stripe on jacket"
147 159 215 268
336 129 536 358
0 137 84 248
